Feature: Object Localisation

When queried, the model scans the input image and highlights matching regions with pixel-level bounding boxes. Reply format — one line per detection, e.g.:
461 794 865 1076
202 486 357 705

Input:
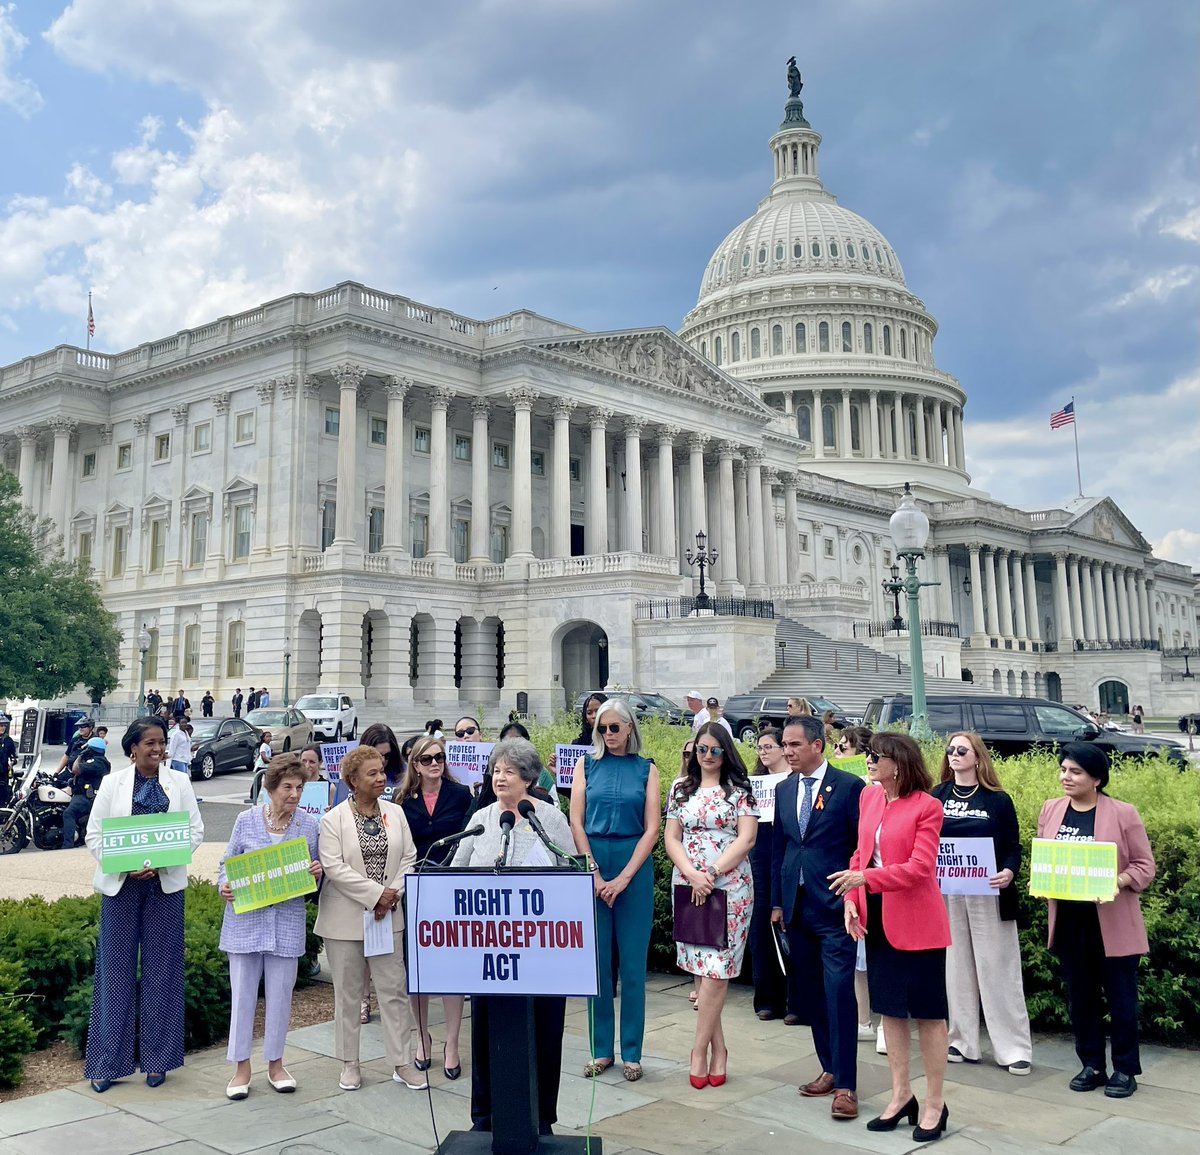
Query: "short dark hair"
499 720 531 740
1060 741 1110 791
783 714 824 749
122 715 167 757
871 733 932 797
263 753 306 794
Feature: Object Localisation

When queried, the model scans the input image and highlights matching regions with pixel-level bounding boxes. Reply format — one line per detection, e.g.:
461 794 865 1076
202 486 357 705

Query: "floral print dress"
668 785 759 979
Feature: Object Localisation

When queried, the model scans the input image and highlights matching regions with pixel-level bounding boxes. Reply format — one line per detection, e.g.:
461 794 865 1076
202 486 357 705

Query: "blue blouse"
583 752 653 838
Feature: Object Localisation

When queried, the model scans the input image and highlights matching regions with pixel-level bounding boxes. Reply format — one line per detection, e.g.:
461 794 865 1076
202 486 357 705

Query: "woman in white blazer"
316 744 423 1092
83 716 204 1093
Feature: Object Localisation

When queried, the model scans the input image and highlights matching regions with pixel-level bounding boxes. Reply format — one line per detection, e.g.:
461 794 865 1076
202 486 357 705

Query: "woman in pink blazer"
830 733 951 1143
1036 742 1155 1099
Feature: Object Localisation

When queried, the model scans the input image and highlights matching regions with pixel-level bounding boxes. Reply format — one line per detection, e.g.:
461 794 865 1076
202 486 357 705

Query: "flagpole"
1071 394 1083 498
86 291 92 351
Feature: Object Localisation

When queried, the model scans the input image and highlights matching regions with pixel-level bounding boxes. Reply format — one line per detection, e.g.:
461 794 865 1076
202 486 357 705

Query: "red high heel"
689 1049 709 1089
708 1072 727 1087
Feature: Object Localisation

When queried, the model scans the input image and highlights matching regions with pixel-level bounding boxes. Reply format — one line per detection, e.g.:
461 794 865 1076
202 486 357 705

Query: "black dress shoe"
756 1010 777 1021
783 1013 802 1026
913 1103 949 1143
866 1095 918 1132
89 1079 114 1094
1069 1066 1108 1092
145 1073 166 1088
1105 1072 1137 1098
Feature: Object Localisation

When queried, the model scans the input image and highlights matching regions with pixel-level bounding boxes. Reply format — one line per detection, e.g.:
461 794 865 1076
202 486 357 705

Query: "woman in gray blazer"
83 716 204 1093
316 744 423 1092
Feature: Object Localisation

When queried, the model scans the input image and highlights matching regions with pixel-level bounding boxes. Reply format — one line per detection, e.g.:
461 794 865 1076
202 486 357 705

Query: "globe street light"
137 625 152 712
881 484 940 741
283 647 293 706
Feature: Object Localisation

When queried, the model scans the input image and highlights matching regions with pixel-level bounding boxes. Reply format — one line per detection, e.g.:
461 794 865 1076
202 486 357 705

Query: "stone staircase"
753 616 992 714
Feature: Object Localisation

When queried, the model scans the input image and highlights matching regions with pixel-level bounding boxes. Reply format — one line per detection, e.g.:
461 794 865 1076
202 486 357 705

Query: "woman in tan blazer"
317 745 423 1092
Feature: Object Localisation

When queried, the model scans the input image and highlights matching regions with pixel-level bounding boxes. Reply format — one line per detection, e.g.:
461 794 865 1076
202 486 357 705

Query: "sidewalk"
1 975 1197 1154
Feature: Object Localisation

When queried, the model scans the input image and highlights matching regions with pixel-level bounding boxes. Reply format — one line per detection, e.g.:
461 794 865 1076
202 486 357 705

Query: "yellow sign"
1029 838 1119 903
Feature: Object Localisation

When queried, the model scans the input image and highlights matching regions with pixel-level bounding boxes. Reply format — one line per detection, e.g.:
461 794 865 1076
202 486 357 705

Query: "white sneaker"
393 1063 429 1090
875 1025 887 1055
339 1063 362 1091
858 1022 874 1041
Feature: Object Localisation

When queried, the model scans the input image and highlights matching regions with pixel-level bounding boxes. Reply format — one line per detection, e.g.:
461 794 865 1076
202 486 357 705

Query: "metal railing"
634 597 776 621
853 619 960 639
1073 639 1161 652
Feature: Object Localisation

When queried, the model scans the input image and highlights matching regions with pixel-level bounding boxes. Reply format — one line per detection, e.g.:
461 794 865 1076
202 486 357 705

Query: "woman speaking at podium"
451 737 579 1136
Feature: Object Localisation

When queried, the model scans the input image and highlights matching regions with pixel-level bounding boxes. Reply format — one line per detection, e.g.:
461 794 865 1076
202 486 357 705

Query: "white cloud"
1154 529 1200 572
0 2 42 116
1108 265 1200 309
1163 204 1200 244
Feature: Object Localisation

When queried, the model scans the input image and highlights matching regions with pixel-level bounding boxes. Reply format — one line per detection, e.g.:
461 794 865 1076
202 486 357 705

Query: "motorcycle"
0 761 82 854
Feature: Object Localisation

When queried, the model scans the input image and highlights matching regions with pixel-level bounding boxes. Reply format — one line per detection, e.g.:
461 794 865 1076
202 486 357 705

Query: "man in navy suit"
771 715 865 1120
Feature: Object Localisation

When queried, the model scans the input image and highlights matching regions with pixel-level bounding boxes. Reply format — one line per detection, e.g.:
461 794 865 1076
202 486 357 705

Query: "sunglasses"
946 745 972 758
416 753 446 766
455 726 478 738
682 748 695 759
597 723 624 734
834 741 851 752
695 744 724 757
865 751 881 762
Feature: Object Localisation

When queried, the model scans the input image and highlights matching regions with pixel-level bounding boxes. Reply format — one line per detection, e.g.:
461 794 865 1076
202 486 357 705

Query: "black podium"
406 866 602 1155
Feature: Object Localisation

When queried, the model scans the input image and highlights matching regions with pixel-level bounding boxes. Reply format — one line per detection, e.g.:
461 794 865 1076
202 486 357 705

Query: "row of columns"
1052 553 1156 646
967 546 1042 644
787 388 965 470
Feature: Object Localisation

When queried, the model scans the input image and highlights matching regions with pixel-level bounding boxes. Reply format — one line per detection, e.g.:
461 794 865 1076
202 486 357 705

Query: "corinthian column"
47 417 76 533
587 409 611 554
1054 552 1074 645
687 433 707 550
468 399 491 562
382 377 410 553
427 386 455 558
332 364 365 546
550 398 575 559
967 544 986 637
745 451 766 594
783 474 800 584
1010 551 1028 639
996 548 1014 639
509 387 538 559
623 417 645 553
717 442 738 589
656 427 678 559
761 469 779 587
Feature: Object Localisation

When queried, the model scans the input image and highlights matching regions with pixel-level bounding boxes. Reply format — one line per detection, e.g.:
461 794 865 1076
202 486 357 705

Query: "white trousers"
945 895 1032 1065
325 934 416 1068
227 952 299 1064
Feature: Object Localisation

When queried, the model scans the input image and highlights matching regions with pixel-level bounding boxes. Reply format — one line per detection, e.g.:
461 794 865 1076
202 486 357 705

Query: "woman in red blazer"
1035 742 1155 1099
829 733 951 1143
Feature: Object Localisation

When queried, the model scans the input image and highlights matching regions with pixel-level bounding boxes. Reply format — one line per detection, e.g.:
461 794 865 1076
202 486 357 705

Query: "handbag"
672 884 728 949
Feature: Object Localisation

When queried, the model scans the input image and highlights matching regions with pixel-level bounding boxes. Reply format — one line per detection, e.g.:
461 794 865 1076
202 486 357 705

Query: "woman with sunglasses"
930 733 1031 1075
399 734 473 1080
570 698 661 1083
748 727 788 1021
832 727 872 760
666 723 758 1088
829 734 951 1143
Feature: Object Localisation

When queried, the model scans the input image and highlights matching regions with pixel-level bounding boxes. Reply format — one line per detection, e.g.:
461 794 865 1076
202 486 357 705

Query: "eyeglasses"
695 744 724 757
757 744 779 753
415 753 446 766
834 741 851 752
946 745 972 758
682 748 694 759
597 723 624 734
454 726 478 738
865 751 881 762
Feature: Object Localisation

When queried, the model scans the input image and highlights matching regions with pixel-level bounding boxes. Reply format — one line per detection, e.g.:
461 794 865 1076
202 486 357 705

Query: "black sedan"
188 716 259 780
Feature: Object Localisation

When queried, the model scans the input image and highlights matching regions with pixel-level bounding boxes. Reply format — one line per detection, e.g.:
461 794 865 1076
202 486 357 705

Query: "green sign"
829 754 869 777
100 813 194 874
1029 838 1119 902
224 837 318 914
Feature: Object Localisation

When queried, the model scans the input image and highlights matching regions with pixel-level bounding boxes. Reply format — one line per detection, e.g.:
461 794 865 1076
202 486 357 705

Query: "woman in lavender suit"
219 753 323 1099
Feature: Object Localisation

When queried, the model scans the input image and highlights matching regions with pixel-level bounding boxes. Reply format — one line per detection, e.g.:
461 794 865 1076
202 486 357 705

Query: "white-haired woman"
569 698 660 1082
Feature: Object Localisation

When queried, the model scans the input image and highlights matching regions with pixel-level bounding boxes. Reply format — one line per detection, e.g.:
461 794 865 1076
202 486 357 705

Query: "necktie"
797 775 816 886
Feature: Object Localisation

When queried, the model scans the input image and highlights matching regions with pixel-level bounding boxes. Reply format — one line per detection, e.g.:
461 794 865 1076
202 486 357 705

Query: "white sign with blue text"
405 869 598 997
446 741 494 787
555 744 591 790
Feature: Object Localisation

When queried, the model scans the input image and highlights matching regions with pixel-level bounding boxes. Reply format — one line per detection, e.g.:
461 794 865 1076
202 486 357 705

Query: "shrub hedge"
528 715 1200 1045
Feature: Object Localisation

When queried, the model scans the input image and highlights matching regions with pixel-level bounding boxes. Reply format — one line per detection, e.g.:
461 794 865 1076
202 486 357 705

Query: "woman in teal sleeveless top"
569 698 660 1082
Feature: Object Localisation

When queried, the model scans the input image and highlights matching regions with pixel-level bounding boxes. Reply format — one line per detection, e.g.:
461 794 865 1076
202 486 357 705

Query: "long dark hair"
359 722 404 785
754 726 782 774
575 692 607 746
672 721 752 806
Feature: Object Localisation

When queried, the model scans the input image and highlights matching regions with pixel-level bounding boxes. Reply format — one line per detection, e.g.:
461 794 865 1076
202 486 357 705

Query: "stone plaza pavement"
1 975 1198 1155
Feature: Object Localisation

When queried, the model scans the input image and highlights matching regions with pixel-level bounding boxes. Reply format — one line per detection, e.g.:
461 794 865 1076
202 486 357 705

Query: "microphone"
517 798 577 864
427 824 485 854
495 809 516 869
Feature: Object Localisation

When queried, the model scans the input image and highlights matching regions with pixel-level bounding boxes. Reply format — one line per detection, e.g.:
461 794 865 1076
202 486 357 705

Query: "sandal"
584 1058 614 1078
623 1062 644 1082
360 997 371 1025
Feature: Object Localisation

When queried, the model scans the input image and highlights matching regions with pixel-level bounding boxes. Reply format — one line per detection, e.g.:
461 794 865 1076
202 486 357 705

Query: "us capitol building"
2 74 1196 721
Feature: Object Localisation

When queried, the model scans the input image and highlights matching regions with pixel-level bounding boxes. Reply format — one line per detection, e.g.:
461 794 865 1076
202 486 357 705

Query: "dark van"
863 694 1187 768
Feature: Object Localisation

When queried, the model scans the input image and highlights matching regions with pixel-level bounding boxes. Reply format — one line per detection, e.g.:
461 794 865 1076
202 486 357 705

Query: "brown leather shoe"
831 1089 858 1119
799 1071 835 1097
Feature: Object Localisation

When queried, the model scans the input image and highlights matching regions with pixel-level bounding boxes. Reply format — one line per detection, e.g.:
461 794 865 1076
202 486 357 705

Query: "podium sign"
406 868 599 998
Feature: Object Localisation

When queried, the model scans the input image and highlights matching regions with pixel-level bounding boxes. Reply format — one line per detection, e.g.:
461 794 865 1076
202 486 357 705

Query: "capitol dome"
678 81 970 497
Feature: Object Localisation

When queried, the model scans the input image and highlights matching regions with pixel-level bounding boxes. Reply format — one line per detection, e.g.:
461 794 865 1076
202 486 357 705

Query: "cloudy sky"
1 0 1197 567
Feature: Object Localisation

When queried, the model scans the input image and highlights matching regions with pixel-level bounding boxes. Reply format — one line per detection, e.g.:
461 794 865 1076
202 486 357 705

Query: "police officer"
0 715 16 807
55 716 95 777
61 735 110 848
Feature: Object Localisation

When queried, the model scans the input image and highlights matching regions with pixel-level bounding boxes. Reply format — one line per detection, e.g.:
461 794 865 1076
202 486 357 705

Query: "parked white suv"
295 693 358 741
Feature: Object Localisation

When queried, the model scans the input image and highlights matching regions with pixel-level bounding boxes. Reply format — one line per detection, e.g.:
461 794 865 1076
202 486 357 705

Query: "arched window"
885 249 893 269
911 330 920 360
774 242 784 261
900 328 908 359
874 246 882 264
793 241 803 259
717 257 725 277
907 409 917 455
771 324 783 355
795 322 807 351
757 246 767 264
850 406 862 451
883 324 892 355
750 327 761 358
822 404 837 451
841 321 853 352
811 239 821 258
863 246 872 263
847 241 856 258
797 405 812 442
829 239 840 258
818 321 830 352
700 339 708 360
714 336 723 366
863 322 874 354
731 331 741 361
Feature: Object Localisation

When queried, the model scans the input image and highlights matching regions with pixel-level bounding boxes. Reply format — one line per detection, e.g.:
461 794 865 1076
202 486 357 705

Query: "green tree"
0 470 122 701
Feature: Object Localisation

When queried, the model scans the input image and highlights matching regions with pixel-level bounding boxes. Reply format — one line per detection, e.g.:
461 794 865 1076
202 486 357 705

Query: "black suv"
720 694 850 743
863 694 1188 767
571 691 691 726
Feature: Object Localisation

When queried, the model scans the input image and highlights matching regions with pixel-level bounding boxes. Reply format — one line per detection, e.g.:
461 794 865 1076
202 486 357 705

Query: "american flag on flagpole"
87 295 95 338
1050 401 1075 429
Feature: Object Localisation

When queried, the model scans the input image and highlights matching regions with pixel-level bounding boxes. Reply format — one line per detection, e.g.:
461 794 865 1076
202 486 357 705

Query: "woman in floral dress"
665 722 759 1089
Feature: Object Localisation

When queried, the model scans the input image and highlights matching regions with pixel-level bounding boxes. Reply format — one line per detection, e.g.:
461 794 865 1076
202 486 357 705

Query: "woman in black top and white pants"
932 732 1032 1075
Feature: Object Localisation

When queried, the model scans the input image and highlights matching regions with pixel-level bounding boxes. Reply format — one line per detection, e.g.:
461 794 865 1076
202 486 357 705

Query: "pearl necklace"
264 806 291 833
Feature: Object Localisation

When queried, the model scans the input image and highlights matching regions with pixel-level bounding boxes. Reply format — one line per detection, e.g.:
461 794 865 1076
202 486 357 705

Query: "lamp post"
886 562 903 634
283 647 293 706
881 483 939 741
136 625 152 712
685 530 719 611
777 639 786 669
1183 644 1193 679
